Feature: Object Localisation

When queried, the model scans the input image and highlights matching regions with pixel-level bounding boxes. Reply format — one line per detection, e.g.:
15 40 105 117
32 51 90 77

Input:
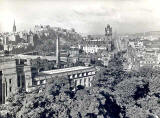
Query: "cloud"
0 0 160 34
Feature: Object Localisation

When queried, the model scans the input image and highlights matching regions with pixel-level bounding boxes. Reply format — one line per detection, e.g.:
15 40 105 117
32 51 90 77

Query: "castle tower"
56 35 60 68
13 19 16 33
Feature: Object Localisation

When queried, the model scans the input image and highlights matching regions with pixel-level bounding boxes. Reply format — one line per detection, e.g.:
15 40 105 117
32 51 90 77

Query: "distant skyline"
0 0 160 35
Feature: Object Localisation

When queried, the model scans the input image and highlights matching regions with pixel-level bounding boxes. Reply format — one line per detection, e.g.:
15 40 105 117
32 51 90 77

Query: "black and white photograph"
0 0 160 118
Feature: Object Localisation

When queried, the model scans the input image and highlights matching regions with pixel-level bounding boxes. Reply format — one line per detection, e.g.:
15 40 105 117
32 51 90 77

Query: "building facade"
0 55 96 104
0 56 33 104
30 66 96 92
0 57 19 104
79 25 114 54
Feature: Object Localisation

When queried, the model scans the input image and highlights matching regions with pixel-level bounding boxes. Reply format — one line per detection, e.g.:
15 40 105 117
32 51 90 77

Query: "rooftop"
40 66 94 75
15 54 57 61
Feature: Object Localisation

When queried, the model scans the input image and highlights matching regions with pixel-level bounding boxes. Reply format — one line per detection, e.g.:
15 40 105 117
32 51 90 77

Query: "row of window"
74 77 93 87
69 71 95 79
36 80 46 85
5 82 12 97
17 74 25 87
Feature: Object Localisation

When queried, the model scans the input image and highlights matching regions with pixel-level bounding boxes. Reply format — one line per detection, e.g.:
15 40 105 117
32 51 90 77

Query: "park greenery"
0 51 160 118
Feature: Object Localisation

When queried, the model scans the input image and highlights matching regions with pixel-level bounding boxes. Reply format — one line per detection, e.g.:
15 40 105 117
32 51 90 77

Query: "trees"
35 39 55 56
1 50 160 118
93 50 160 118
95 51 127 90
107 51 125 73
74 61 85 66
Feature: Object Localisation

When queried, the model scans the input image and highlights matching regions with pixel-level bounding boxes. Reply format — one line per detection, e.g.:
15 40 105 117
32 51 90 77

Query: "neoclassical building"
0 55 96 104
0 56 32 104
29 66 96 92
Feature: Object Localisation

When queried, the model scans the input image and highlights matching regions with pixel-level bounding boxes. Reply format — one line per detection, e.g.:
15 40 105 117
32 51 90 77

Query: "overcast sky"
0 0 160 34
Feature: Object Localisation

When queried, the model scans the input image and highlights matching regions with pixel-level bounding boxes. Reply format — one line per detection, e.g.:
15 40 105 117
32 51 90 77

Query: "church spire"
13 19 16 32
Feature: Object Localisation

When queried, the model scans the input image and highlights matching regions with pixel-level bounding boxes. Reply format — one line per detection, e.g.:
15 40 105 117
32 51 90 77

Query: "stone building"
34 25 50 34
80 38 108 54
100 51 113 66
0 57 17 104
0 56 33 104
0 30 96 104
68 47 79 57
29 66 96 92
139 49 158 68
79 24 114 54
0 54 96 104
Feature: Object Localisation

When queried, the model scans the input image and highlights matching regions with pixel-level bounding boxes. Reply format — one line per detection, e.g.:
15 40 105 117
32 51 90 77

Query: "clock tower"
105 24 113 51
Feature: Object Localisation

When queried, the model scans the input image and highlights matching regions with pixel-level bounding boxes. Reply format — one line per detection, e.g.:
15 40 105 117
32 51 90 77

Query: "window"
69 75 73 79
86 72 88 76
37 81 40 85
6 82 7 96
75 80 77 86
80 79 82 85
34 81 37 85
79 73 82 77
9 79 11 84
88 78 90 82
17 75 20 87
20 59 24 65
9 87 12 92
84 79 86 86
22 75 25 88
40 80 43 84
89 83 92 87
88 72 91 75
74 74 77 78
43 80 46 84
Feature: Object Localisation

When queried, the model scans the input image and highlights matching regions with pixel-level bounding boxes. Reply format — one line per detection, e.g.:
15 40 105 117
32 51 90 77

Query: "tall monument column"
56 35 60 68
